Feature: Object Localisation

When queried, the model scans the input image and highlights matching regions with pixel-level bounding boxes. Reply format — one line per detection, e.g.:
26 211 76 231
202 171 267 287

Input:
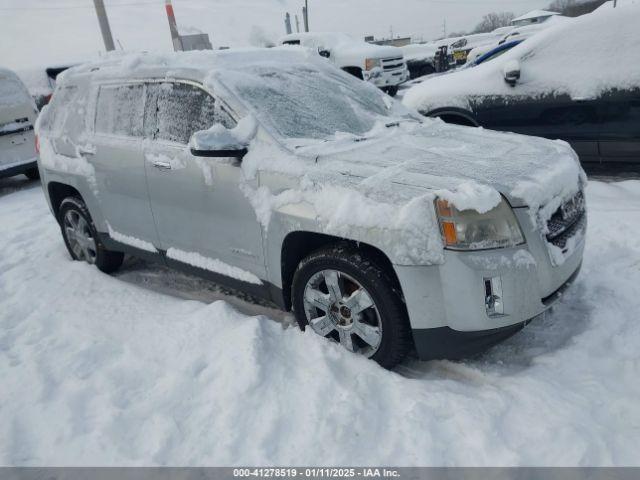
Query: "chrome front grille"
546 190 586 250
381 57 404 71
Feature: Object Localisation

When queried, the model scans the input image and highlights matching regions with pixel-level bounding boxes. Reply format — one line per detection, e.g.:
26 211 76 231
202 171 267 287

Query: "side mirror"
503 59 520 87
318 48 331 58
189 116 257 159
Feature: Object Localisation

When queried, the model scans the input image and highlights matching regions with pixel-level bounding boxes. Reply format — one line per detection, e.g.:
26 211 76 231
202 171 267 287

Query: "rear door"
142 81 266 280
90 82 160 249
597 88 640 165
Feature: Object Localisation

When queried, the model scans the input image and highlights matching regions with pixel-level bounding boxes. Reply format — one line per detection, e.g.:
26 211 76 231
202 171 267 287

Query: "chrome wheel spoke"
72 242 84 259
65 226 76 241
309 315 335 337
64 210 97 264
304 287 332 312
344 288 374 315
338 329 355 352
323 270 343 302
353 321 382 348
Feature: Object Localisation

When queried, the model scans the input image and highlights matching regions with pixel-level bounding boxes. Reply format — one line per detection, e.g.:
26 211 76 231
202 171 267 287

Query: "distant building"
365 35 412 47
180 33 213 51
511 9 561 27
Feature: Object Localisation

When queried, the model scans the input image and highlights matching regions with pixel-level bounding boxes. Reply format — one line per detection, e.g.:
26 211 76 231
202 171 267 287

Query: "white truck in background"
279 32 409 96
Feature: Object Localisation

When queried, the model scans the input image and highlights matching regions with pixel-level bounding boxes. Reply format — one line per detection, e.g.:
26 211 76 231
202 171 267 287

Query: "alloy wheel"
303 269 383 357
63 210 97 264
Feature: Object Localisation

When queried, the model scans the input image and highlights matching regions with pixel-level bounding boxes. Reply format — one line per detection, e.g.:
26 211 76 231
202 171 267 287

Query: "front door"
474 92 602 164
142 81 266 281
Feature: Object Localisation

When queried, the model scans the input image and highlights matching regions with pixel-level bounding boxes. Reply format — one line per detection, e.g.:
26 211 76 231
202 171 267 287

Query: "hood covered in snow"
292 120 584 211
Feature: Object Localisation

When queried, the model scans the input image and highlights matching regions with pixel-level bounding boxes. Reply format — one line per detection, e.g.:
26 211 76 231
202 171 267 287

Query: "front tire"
292 245 412 369
58 197 124 273
24 167 40 180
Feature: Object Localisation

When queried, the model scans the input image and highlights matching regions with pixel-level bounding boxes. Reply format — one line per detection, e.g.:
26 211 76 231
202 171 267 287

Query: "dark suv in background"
403 5 640 171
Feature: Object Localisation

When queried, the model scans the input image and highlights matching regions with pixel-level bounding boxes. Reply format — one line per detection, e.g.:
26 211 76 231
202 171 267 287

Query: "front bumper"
394 206 586 360
363 66 410 88
411 263 582 360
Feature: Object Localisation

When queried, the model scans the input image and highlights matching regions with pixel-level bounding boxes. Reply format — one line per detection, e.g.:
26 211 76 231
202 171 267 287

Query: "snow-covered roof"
512 9 561 23
65 47 318 83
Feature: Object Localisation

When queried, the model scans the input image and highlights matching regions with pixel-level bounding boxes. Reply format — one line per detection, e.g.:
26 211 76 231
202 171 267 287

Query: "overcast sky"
0 0 551 70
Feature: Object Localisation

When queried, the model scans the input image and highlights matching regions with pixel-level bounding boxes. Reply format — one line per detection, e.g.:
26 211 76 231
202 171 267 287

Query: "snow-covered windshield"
218 63 412 141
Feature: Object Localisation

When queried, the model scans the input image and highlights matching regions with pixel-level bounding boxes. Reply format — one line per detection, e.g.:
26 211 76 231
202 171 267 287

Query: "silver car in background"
36 50 586 368
1 67 39 180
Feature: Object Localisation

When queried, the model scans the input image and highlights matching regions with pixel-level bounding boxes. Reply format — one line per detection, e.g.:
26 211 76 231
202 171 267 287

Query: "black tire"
292 244 413 369
384 86 399 97
58 197 124 274
24 167 40 180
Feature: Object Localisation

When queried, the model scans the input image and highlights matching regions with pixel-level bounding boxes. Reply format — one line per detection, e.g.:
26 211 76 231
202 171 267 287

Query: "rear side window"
144 82 236 144
95 84 144 137
40 85 78 134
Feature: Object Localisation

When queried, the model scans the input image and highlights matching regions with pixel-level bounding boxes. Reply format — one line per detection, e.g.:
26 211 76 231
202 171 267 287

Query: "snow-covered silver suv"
37 50 586 368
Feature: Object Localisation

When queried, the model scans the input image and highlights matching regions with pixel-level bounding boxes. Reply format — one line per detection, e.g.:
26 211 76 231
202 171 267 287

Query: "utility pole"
613 0 617 6
285 12 292 34
93 0 115 52
303 0 309 32
442 19 447 38
165 0 184 51
295 14 300 33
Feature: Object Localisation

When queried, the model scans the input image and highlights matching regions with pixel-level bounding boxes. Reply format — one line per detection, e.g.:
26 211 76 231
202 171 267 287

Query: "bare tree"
548 0 575 12
472 12 515 33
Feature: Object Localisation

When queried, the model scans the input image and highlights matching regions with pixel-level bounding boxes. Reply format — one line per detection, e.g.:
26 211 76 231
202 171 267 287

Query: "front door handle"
151 160 172 170
77 146 96 157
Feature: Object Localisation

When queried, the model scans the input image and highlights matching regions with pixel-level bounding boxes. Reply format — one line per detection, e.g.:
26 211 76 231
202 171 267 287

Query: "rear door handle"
151 160 172 170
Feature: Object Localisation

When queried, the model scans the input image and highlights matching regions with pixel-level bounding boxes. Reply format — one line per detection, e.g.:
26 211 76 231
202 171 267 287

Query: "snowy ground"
1 175 640 466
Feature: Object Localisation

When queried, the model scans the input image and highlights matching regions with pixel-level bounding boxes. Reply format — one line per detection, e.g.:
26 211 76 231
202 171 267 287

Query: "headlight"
435 197 525 251
365 58 381 71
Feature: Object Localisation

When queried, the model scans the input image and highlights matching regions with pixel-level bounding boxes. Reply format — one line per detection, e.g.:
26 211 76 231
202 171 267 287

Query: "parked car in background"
402 27 517 80
467 40 523 67
0 67 39 180
18 65 74 110
37 49 585 368
404 5 640 169
467 16 568 64
279 32 408 96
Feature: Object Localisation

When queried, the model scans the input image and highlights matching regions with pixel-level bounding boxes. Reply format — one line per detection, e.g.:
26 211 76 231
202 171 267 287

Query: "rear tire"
58 197 124 274
24 167 40 180
292 244 412 369
384 86 399 97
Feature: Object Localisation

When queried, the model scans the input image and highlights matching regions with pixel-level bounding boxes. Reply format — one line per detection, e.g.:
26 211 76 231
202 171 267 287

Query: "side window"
41 85 78 134
282 40 301 46
95 84 144 137
144 82 236 144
